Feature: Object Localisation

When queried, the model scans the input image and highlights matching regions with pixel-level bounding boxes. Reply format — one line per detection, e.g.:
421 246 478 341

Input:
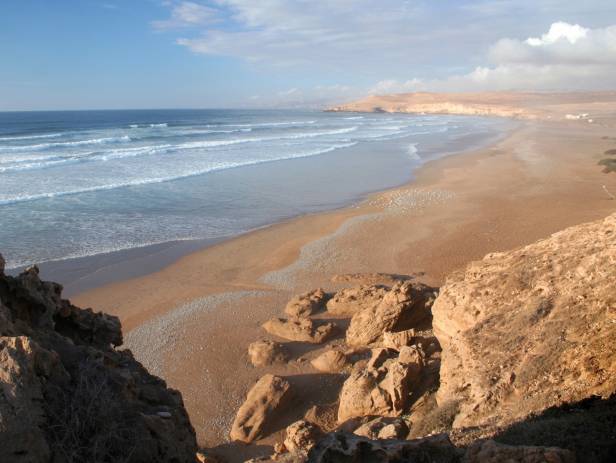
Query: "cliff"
327 91 616 120
0 258 198 462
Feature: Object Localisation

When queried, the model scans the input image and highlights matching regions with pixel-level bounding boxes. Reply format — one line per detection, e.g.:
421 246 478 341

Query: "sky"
1 0 616 110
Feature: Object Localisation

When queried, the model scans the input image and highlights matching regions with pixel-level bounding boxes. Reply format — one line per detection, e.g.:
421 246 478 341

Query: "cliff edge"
0 258 198 462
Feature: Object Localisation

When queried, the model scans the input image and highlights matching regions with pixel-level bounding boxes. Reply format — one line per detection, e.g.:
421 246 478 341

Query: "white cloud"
384 22 616 92
152 1 220 30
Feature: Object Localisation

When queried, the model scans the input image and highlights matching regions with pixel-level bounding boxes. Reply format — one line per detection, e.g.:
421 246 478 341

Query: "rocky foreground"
0 256 197 462
224 213 616 462
1 213 615 462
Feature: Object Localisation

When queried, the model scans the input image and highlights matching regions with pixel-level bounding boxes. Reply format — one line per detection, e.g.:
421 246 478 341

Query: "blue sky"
1 0 616 110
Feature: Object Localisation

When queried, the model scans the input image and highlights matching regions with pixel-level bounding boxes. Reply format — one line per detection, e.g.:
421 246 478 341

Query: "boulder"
433 213 616 431
310 350 349 373
326 285 388 316
382 329 415 350
346 281 435 347
464 440 575 463
248 340 288 367
284 420 323 454
284 288 327 318
337 357 421 422
353 416 409 440
230 374 292 443
262 317 335 344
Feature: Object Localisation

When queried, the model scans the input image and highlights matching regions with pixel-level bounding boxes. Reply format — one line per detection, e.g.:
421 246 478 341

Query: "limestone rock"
346 281 435 347
0 263 198 463
382 328 415 350
337 350 422 423
433 213 616 431
262 317 335 344
310 350 349 373
284 420 323 453
248 340 288 367
464 440 575 463
284 288 327 318
230 374 292 443
353 417 409 440
326 285 388 316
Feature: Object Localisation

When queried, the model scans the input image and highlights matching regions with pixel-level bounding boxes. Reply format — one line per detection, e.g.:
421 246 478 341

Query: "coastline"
72 117 616 460
17 115 510 297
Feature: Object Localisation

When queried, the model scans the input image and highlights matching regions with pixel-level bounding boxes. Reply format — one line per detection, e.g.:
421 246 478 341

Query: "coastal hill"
3 213 613 461
327 91 616 121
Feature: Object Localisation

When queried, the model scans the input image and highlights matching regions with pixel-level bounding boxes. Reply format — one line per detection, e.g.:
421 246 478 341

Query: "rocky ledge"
0 260 198 462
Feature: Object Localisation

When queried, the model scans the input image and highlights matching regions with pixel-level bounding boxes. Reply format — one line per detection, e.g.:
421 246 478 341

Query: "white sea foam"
0 133 63 141
0 142 357 205
0 135 131 152
150 123 168 128
408 143 420 161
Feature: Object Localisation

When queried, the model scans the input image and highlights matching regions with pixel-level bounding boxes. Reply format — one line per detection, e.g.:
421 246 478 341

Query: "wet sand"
73 118 616 461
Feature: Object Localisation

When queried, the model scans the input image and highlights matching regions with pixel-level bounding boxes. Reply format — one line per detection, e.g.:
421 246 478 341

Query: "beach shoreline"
13 115 511 297
68 115 616 460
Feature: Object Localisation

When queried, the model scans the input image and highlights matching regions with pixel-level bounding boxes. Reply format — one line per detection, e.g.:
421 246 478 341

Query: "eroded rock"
310 349 349 373
248 339 288 367
382 328 416 350
326 285 388 316
262 317 335 344
284 419 323 454
0 262 197 463
230 374 292 443
346 281 435 347
284 288 327 318
353 416 409 440
433 213 616 431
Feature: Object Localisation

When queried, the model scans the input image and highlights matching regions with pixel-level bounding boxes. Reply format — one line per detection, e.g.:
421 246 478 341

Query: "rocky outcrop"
0 258 197 463
433 213 616 431
337 347 423 422
326 285 388 316
352 416 409 440
284 289 327 318
230 374 292 443
382 328 416 350
262 317 335 343
346 281 435 347
310 349 349 373
283 420 323 454
248 339 288 367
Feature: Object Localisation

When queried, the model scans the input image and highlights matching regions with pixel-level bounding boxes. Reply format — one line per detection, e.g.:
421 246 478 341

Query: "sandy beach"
73 116 616 461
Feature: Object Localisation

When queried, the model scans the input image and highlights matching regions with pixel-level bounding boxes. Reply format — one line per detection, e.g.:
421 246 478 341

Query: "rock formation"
310 349 349 373
283 420 323 454
262 317 335 343
346 281 435 347
433 212 616 431
326 285 388 316
284 288 327 318
337 347 423 422
248 339 288 367
0 260 197 463
230 374 292 443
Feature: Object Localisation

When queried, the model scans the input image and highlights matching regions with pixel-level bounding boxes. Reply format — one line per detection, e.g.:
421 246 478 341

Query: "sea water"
0 109 510 272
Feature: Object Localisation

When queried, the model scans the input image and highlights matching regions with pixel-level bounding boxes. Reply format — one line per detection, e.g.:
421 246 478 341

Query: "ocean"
0 109 510 276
